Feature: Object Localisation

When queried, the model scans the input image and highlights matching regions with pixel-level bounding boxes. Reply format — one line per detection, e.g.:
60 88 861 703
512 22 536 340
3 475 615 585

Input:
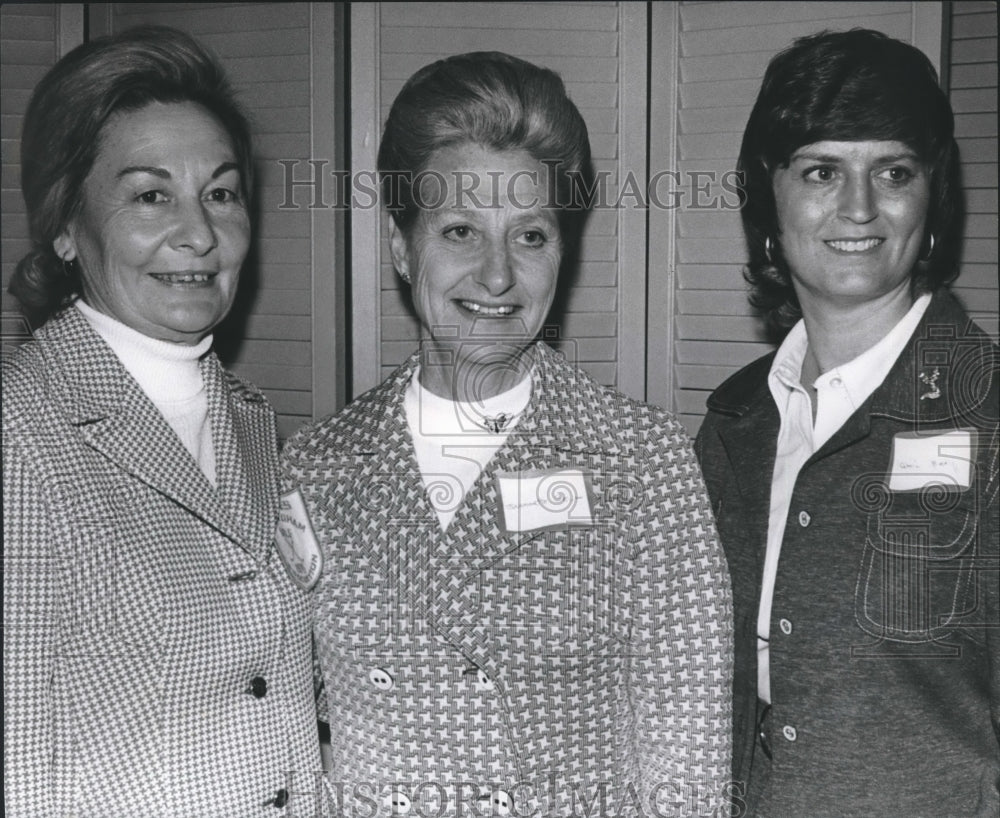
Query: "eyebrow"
791 151 920 164
116 161 241 180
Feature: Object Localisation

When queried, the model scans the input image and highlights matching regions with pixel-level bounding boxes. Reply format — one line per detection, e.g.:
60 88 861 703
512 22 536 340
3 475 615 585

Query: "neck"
74 298 209 405
799 285 915 376
418 342 533 402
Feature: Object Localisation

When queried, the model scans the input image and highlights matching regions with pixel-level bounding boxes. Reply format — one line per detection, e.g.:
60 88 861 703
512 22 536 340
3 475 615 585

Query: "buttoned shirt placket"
757 294 932 703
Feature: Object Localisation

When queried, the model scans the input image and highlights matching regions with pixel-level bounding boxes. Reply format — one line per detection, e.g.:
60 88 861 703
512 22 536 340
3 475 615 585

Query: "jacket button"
385 790 411 813
779 618 793 635
464 665 495 691
249 676 268 698
266 788 288 808
368 667 395 691
491 789 514 815
783 725 797 742
798 510 811 527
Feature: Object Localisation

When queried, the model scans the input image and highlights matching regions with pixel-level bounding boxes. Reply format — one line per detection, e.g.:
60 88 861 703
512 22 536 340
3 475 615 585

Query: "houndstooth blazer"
282 342 733 818
3 306 322 817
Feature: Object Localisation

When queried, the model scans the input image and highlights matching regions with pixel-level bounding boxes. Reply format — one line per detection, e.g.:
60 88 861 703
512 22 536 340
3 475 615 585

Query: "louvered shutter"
949 1 999 339
1 4 60 352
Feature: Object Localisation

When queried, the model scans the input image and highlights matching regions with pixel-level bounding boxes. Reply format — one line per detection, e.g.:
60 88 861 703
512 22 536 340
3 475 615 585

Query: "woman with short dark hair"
282 51 733 817
737 27 962 333
696 28 998 817
3 26 320 815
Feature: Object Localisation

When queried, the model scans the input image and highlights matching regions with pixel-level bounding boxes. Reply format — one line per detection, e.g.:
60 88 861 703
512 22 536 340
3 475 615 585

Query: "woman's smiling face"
772 139 930 312
56 100 250 344
390 142 563 396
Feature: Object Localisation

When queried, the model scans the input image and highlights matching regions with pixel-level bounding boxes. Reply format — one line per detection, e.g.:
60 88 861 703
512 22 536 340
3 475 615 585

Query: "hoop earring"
764 236 774 265
921 233 935 261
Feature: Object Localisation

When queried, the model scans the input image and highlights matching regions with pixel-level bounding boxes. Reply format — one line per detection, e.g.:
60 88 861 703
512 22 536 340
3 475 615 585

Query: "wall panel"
949 1 999 339
0 4 58 353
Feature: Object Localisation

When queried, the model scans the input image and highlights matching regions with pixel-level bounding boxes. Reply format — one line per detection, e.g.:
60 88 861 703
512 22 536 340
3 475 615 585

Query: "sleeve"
279 439 330 725
630 411 734 818
693 408 722 499
693 417 707 460
981 422 1000 766
3 427 62 816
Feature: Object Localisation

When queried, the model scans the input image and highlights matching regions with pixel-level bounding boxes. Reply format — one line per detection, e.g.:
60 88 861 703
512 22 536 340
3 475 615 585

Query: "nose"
838 175 878 224
170 199 217 255
476 239 515 295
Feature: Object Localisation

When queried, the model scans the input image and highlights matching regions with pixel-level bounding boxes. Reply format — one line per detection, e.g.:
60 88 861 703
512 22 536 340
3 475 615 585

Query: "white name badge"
496 469 594 533
887 430 975 492
275 490 323 590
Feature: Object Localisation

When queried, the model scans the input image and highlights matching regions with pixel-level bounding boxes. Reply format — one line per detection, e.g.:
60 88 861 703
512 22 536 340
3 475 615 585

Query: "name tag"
275 490 323 590
496 469 594 533
887 430 975 492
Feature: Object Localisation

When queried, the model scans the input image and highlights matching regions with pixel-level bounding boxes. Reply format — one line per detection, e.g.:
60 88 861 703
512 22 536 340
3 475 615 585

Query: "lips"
825 238 884 252
149 272 217 284
457 299 516 316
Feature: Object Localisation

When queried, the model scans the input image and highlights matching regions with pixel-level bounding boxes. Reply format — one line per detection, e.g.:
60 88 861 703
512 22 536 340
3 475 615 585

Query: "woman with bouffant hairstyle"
282 51 733 817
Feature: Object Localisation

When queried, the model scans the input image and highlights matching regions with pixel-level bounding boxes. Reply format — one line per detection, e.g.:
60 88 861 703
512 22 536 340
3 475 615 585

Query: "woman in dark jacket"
696 28 998 818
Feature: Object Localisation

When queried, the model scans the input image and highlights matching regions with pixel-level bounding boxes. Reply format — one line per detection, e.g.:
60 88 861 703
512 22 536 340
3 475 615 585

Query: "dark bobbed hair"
10 24 253 322
377 51 592 247
737 28 963 331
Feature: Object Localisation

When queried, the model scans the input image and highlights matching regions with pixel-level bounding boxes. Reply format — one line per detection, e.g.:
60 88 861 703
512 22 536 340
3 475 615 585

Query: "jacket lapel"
330 356 440 591
806 290 990 461
709 361 780 564
348 344 635 679
424 345 621 678
203 356 278 560
41 308 260 554
867 289 994 425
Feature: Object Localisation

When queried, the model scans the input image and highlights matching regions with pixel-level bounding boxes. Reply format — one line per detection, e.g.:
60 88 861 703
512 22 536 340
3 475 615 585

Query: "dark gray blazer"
697 290 1000 818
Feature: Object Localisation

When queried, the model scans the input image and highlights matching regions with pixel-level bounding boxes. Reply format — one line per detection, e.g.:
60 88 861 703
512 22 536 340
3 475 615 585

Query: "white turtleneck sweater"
75 299 217 485
404 366 533 531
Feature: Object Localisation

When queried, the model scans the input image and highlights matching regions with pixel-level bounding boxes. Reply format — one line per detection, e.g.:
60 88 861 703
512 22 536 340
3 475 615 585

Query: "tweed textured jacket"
282 342 733 818
696 290 1000 818
3 306 322 817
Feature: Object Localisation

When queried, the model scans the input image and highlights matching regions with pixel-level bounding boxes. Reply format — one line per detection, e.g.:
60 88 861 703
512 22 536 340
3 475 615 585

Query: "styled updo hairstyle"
11 24 253 323
738 28 962 332
377 51 592 248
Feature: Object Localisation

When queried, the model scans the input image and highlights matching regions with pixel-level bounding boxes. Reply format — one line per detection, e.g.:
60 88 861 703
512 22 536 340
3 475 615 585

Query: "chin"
159 310 225 342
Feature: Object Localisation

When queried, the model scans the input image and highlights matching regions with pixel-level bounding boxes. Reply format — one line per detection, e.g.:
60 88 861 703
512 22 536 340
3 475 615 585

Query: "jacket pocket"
855 487 977 642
